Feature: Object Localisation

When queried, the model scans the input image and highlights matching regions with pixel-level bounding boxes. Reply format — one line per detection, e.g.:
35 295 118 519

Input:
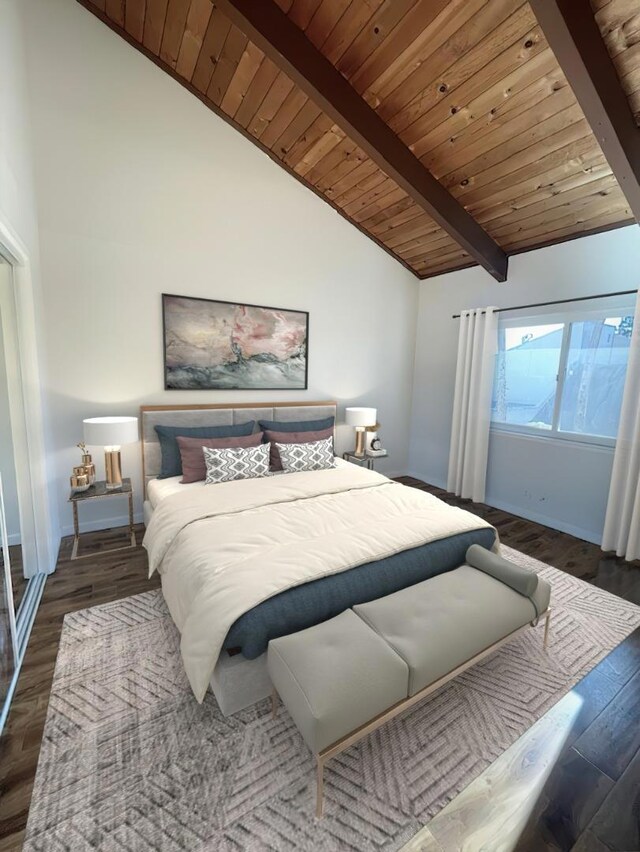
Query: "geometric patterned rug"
23 547 640 851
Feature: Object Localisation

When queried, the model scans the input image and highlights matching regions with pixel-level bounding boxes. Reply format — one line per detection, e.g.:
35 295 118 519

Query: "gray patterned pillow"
276 437 335 473
204 443 270 484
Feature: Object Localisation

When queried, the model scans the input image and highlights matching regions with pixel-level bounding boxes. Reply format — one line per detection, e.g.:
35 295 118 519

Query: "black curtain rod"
451 288 638 319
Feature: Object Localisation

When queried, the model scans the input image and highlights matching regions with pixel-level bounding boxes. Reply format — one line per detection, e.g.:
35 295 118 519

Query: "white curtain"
602 297 640 561
447 307 498 503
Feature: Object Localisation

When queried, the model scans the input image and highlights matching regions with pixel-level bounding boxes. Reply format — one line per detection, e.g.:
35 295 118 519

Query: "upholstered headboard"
140 401 337 495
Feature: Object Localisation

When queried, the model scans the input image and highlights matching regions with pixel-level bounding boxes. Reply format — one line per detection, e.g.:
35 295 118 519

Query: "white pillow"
203 443 270 484
276 437 335 473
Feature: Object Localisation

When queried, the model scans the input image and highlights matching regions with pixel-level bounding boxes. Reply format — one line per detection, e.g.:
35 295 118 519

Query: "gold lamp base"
105 447 123 489
354 428 366 457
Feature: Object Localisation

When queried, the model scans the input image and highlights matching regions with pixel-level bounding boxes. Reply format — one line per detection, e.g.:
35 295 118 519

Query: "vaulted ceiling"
77 0 640 280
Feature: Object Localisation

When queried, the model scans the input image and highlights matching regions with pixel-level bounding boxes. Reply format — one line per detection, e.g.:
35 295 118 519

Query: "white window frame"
490 304 635 449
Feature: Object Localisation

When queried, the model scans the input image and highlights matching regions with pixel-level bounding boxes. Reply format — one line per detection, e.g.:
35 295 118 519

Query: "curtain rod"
451 288 638 319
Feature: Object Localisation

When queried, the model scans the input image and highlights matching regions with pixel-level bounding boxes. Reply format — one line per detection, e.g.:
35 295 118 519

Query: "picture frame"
162 294 309 391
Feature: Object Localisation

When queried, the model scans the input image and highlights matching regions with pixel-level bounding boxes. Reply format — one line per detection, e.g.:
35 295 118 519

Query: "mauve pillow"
155 421 255 479
264 427 334 471
177 432 263 483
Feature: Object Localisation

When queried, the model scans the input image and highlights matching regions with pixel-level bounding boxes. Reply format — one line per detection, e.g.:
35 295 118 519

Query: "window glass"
558 316 634 438
492 324 564 429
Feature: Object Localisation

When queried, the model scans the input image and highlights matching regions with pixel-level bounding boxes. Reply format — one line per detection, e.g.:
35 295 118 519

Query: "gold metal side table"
68 478 136 560
342 451 388 471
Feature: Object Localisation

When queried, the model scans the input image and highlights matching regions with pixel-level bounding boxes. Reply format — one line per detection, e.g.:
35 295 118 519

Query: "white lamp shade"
345 407 377 427
83 416 139 447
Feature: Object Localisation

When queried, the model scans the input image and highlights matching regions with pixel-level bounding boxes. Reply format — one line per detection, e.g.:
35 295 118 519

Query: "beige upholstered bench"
268 545 551 817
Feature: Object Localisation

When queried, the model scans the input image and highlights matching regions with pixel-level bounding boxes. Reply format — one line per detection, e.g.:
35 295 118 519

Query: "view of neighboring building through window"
491 312 634 443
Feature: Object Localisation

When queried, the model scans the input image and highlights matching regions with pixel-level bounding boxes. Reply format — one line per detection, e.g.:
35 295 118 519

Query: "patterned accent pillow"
276 437 335 473
177 432 264 483
204 443 270 484
264 426 334 471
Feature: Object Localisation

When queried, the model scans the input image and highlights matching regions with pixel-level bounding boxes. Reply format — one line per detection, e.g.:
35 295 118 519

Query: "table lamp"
345 407 378 457
83 416 139 490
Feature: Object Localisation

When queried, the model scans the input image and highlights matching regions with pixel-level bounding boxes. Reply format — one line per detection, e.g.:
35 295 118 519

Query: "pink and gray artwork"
163 295 308 390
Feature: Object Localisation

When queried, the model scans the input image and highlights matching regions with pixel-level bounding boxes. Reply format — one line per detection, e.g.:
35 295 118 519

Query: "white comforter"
143 462 496 702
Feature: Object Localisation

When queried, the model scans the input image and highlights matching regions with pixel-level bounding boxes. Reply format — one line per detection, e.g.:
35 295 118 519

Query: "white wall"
0 0 59 570
0 0 39 253
21 0 419 535
410 226 640 544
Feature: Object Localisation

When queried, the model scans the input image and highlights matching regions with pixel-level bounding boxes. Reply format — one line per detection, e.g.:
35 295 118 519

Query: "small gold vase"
76 443 96 486
81 453 96 485
70 470 90 493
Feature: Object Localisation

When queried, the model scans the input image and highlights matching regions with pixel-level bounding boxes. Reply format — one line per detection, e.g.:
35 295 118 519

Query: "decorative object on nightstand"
367 435 387 457
345 407 379 457
342 451 388 470
69 442 96 494
83 416 139 490
68 478 136 560
69 467 90 494
77 442 96 484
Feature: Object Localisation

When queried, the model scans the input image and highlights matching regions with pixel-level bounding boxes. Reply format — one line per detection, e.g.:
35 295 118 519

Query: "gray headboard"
140 401 337 495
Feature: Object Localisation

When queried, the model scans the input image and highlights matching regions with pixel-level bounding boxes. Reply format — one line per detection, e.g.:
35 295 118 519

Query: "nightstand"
342 451 388 471
68 478 136 560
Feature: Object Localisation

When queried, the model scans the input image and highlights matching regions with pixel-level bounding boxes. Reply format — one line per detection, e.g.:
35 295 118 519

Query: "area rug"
24 547 640 851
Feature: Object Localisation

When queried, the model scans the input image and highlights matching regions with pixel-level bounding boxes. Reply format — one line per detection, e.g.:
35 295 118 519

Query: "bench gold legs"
316 757 325 818
277 611 552 819
543 608 552 650
272 687 326 817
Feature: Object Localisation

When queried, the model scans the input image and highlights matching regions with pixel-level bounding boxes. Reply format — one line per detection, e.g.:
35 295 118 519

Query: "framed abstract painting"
162 294 309 390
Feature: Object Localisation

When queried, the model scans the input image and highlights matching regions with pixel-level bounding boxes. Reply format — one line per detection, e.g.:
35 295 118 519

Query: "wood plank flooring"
0 482 639 851
402 630 640 852
398 479 640 852
397 478 640 601
0 526 158 852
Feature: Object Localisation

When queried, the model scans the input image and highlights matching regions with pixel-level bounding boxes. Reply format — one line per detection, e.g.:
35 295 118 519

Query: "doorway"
0 262 26 604
0 240 52 732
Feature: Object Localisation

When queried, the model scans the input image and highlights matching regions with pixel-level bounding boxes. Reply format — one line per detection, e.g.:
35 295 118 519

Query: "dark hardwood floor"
0 526 158 852
0 483 639 851
399 478 640 852
398 477 640 603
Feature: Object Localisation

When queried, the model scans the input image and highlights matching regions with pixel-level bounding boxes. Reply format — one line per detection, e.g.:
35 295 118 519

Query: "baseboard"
6 531 21 546
406 471 447 491
485 496 603 546
61 473 601 545
405 470 602 546
60 512 145 539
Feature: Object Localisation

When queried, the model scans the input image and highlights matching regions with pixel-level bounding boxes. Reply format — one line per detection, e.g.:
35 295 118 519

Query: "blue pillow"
257 416 335 434
155 421 255 479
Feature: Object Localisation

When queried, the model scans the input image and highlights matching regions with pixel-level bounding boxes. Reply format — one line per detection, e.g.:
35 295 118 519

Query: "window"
491 311 634 444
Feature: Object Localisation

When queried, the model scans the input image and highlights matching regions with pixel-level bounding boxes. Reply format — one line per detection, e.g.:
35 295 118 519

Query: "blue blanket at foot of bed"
223 527 497 659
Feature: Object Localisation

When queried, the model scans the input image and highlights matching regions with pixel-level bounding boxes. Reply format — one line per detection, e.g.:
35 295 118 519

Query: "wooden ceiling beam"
529 0 640 223
215 0 508 282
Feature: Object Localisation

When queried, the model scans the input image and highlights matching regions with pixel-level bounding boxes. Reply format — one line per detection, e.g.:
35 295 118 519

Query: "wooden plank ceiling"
594 0 640 126
78 0 639 280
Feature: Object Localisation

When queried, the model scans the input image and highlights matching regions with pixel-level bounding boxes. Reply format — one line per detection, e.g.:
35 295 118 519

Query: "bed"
141 402 498 713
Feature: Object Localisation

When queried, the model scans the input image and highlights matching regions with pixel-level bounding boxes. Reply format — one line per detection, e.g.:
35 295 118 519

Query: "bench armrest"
466 544 538 597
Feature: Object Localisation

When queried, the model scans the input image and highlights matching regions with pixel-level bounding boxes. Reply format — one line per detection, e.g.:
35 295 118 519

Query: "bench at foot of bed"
267 546 551 818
